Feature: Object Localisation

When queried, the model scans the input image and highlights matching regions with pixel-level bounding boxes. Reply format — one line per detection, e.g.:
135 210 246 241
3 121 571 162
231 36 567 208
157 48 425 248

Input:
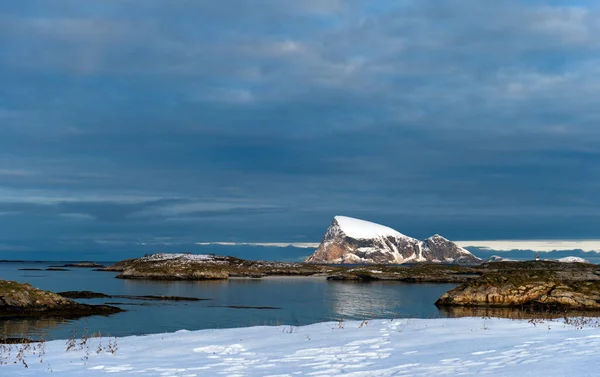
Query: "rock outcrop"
58 291 208 301
306 216 482 265
112 253 338 280
436 263 600 310
0 280 123 318
116 254 231 280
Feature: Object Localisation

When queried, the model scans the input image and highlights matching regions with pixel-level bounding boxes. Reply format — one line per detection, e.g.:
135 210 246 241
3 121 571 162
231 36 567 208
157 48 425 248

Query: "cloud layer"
1 0 600 255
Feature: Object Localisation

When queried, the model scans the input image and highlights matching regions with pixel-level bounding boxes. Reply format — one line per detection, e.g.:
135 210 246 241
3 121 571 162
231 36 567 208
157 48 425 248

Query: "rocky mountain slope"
305 216 481 265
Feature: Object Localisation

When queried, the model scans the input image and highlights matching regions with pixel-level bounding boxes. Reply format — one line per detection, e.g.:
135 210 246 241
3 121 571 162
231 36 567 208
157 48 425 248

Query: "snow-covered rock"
487 255 516 262
306 216 482 265
139 253 221 263
557 256 591 264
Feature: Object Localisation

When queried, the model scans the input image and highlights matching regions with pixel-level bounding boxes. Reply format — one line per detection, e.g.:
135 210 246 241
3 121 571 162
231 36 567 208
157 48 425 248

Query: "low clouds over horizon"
1 0 600 254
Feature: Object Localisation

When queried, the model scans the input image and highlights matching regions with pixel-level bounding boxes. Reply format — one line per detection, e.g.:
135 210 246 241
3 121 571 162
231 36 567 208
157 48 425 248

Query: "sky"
1 0 600 258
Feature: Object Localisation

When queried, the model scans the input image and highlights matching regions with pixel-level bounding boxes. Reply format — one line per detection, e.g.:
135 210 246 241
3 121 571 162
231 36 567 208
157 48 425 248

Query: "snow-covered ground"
3 317 600 376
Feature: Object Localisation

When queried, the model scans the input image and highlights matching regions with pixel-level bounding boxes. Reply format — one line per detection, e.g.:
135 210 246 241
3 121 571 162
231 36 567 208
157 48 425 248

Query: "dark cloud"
1 1 600 256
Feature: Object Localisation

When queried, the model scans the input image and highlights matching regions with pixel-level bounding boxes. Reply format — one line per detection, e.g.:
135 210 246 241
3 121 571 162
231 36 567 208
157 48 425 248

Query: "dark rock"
60 262 105 268
59 290 209 301
58 291 110 299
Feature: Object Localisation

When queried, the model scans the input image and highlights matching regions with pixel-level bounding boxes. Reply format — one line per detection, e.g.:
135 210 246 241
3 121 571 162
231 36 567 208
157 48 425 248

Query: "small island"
0 280 123 318
58 262 106 268
104 253 340 280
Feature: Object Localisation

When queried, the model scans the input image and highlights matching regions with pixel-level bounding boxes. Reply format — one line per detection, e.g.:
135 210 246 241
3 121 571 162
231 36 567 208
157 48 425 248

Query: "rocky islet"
0 280 123 319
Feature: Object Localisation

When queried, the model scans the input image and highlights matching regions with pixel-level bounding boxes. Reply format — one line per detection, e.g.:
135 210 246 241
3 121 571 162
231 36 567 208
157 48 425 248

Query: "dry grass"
0 322 118 369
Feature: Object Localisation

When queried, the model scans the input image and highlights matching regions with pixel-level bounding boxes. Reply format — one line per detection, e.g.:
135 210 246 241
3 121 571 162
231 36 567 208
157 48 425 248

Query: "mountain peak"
306 216 482 265
333 216 407 240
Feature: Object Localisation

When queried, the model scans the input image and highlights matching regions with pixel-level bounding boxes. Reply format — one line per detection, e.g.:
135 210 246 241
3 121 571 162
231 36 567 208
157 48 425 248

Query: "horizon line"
196 240 600 252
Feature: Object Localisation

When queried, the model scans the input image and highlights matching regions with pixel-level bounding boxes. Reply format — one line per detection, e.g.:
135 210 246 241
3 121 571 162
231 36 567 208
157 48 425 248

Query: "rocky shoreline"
0 280 123 319
436 261 600 311
326 264 483 283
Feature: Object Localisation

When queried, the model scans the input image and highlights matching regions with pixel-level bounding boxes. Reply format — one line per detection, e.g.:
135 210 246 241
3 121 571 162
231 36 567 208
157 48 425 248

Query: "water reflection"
326 281 455 320
439 306 600 320
2 317 72 340
120 278 228 298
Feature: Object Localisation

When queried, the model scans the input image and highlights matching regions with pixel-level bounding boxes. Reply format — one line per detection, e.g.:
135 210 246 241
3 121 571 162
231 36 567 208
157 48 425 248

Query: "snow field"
3 317 600 376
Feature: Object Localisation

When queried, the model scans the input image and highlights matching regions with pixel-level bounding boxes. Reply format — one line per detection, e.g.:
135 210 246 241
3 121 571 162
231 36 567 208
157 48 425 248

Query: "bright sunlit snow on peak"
334 216 407 240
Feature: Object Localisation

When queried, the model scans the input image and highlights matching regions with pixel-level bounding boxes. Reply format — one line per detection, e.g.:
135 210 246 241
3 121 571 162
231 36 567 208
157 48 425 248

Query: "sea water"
0 262 456 340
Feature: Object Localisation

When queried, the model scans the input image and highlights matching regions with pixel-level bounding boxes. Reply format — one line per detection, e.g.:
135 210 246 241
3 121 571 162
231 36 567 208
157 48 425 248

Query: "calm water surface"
0 262 456 339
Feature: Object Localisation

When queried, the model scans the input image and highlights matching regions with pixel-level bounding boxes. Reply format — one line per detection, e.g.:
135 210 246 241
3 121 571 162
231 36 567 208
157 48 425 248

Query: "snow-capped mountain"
556 256 591 264
305 216 482 265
